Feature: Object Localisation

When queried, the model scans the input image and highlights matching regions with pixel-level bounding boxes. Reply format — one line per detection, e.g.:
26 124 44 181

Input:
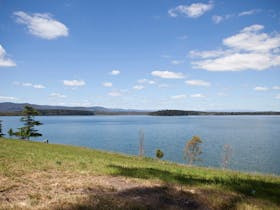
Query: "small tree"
0 120 5 137
139 129 144 157
156 149 164 159
15 106 42 140
222 144 233 169
7 128 14 138
184 136 203 165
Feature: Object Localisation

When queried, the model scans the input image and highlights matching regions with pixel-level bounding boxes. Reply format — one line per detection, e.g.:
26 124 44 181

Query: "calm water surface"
1 115 280 175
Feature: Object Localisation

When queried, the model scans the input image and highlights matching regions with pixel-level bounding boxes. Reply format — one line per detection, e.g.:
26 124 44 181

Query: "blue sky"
1 0 280 110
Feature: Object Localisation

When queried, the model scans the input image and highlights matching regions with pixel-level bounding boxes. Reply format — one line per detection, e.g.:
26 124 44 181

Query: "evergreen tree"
0 120 5 137
156 149 164 159
15 106 42 140
7 128 14 138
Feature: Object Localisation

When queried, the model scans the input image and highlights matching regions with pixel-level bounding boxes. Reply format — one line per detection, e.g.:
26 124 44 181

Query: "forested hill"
150 110 280 116
0 102 148 115
0 109 95 116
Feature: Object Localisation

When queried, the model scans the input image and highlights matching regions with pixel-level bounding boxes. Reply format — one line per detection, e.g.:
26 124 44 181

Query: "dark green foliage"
7 128 14 137
0 120 4 137
37 109 95 115
156 149 164 159
150 109 280 116
184 136 203 165
14 106 42 140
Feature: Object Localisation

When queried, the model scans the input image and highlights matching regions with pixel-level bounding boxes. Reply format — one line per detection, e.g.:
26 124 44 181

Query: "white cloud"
14 11 68 40
108 91 122 97
212 10 259 24
168 1 213 18
151 71 185 79
102 82 112 87
272 86 280 90
185 80 211 87
254 86 269 91
238 9 259 17
63 80 85 87
191 24 280 71
223 25 277 52
137 79 155 85
133 85 145 90
189 49 231 58
212 15 223 24
0 96 17 101
190 93 205 98
0 45 16 67
16 82 45 89
171 94 187 99
110 70 120 75
193 53 280 71
171 60 184 65
275 94 280 99
50 93 67 98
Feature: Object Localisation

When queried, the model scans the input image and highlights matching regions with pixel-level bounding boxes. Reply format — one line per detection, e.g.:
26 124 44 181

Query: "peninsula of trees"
150 110 280 116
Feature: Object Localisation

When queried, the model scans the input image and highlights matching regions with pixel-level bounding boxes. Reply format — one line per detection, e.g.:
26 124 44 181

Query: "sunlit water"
1 115 280 175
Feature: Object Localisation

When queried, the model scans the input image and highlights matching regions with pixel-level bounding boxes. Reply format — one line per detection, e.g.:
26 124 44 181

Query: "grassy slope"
0 138 280 209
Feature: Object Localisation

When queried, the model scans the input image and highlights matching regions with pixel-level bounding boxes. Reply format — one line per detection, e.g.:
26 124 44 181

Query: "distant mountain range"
0 102 150 115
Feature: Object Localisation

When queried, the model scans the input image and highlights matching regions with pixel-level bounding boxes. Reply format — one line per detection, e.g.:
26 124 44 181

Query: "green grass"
1 137 280 209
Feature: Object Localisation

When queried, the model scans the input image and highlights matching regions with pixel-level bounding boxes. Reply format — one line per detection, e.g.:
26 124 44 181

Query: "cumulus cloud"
168 1 213 18
151 71 185 79
0 45 16 67
0 96 18 101
190 93 205 98
14 11 68 40
50 93 67 98
275 94 280 99
185 80 211 87
63 80 85 87
191 24 280 71
254 86 269 91
102 82 112 87
133 85 145 90
171 94 187 99
110 70 120 75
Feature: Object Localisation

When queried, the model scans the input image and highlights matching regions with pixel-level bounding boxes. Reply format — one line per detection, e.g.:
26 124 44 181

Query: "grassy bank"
0 138 279 209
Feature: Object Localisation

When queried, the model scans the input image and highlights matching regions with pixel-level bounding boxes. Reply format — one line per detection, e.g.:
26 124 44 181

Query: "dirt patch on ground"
0 170 229 209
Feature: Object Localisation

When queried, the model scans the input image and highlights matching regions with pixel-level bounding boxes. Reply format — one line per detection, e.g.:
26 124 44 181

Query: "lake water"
1 115 280 175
